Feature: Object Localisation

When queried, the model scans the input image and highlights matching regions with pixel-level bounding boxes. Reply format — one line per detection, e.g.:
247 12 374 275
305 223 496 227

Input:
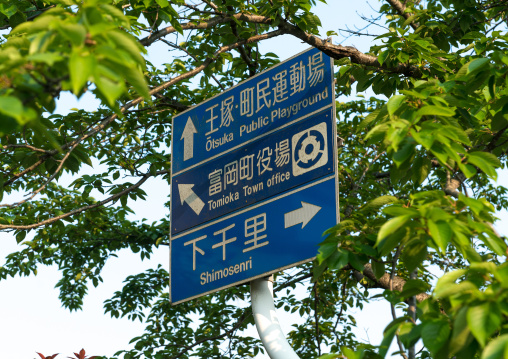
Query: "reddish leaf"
36 353 59 359
68 349 90 359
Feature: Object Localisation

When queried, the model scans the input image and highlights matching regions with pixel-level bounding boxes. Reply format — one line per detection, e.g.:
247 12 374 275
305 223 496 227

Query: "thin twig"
0 141 81 208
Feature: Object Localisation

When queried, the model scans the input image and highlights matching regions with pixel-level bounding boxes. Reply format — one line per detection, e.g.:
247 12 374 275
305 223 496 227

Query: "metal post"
250 276 301 359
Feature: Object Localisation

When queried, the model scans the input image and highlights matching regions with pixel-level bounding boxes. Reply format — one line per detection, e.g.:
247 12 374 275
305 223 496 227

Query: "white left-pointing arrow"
178 183 205 215
284 202 321 229
181 117 197 161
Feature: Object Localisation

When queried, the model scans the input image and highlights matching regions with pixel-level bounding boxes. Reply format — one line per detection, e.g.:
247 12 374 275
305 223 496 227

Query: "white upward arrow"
178 183 205 215
284 202 322 229
181 117 197 161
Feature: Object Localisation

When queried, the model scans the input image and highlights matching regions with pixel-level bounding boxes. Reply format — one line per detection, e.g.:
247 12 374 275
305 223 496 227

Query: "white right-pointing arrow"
284 202 322 229
181 117 197 161
178 183 205 215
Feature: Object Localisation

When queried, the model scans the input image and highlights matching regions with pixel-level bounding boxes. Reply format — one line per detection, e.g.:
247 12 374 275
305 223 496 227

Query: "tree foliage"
1 0 508 358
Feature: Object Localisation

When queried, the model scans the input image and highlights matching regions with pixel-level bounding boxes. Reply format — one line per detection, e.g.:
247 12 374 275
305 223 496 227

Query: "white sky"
0 2 506 359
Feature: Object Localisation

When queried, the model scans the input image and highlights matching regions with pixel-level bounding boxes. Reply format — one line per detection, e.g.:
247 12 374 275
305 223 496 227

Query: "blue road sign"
170 47 338 304
170 176 338 304
171 47 334 175
171 108 335 235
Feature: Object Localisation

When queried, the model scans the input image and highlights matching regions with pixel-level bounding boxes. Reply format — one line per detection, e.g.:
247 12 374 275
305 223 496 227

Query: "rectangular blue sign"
171 47 334 175
170 176 338 304
171 108 334 235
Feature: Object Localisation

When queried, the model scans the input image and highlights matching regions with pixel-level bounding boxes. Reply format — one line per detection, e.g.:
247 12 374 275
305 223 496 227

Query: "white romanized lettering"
205 132 234 152
200 257 253 285
207 191 240 210
242 182 264 196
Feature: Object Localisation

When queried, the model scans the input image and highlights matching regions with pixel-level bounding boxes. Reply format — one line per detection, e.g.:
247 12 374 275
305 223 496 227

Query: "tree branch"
0 141 82 209
276 19 422 78
139 12 422 78
170 309 251 359
357 263 429 302
139 13 272 47
0 170 170 230
485 124 508 152
385 0 418 30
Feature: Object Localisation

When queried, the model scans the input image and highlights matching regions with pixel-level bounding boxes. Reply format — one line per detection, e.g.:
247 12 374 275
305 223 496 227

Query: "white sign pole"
250 276 301 359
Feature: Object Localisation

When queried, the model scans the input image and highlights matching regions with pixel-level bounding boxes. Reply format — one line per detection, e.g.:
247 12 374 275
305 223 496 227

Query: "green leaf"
341 347 365 359
326 249 349 271
383 205 419 217
433 269 467 297
0 96 24 122
300 13 322 29
467 58 490 74
317 238 338 263
481 334 508 359
458 162 477 179
400 279 430 298
491 111 508 132
450 307 474 355
371 260 385 279
393 142 415 167
361 195 399 213
365 123 389 144
107 30 146 66
15 231 26 243
399 322 421 349
94 65 125 106
59 23 87 46
427 220 451 252
98 4 130 27
27 52 64 66
401 239 427 272
376 215 411 244
378 50 390 65
155 0 169 7
415 105 455 118
69 52 94 95
0 3 18 18
379 321 400 357
421 319 450 353
435 280 479 299
411 156 431 185
466 151 500 179
411 130 434 149
359 107 386 131
121 65 150 100
402 14 418 27
467 303 502 347
318 354 340 359
387 95 405 116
